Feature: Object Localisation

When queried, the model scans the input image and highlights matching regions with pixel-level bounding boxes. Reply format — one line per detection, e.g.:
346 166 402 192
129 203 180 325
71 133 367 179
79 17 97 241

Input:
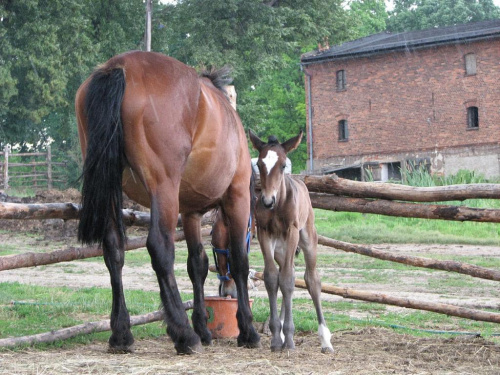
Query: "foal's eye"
281 164 286 170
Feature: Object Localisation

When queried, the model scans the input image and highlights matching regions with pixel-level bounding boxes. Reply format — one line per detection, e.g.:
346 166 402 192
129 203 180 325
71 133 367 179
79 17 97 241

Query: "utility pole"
145 0 152 51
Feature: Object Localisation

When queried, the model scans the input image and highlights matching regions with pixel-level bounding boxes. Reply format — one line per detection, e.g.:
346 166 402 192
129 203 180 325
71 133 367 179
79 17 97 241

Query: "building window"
465 53 476 75
338 120 348 141
336 70 346 91
467 106 479 129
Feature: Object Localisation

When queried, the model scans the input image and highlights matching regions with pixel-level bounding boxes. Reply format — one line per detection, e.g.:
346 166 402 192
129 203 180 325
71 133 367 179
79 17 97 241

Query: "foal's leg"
278 232 298 351
103 226 134 352
260 231 282 351
182 213 212 345
147 194 202 354
299 227 334 354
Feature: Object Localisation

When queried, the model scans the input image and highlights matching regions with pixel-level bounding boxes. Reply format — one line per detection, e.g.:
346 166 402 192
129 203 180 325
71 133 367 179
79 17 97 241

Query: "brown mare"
249 130 334 353
75 51 260 354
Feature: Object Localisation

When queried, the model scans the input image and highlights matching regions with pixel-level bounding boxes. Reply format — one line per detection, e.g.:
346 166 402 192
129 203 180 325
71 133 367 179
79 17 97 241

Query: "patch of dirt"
1 328 499 374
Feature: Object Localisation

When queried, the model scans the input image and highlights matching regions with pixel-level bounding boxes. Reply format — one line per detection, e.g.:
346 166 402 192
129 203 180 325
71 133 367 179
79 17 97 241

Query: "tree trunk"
302 174 500 202
309 193 500 223
0 301 194 348
253 272 500 324
0 202 215 227
318 235 500 281
0 228 211 271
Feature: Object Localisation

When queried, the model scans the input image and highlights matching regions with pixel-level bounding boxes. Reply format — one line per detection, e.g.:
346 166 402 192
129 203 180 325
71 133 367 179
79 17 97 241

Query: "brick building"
300 19 500 181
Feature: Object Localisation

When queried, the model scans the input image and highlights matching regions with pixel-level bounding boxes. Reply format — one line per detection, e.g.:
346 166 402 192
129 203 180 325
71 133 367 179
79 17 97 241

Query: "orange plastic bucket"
204 296 253 338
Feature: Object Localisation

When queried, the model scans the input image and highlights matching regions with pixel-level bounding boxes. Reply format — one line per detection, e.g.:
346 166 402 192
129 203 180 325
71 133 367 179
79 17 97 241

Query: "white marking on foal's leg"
318 323 334 353
262 150 278 175
280 318 285 342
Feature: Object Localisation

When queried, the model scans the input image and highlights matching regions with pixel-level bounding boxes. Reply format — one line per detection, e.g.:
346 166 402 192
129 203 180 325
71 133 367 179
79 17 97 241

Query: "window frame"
467 106 479 129
336 69 346 91
338 119 349 141
464 53 477 76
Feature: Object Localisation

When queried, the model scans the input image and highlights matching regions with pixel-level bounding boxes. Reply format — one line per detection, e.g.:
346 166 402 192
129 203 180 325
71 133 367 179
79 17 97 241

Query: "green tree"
239 53 307 172
160 0 348 89
0 0 147 149
387 0 500 32
347 0 388 38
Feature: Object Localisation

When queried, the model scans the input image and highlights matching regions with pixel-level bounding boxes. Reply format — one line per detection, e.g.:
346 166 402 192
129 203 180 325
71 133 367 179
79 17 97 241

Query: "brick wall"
305 39 500 173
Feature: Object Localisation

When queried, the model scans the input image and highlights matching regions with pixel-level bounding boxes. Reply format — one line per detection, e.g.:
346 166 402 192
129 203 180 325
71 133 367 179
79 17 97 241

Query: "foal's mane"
200 66 233 100
267 136 280 145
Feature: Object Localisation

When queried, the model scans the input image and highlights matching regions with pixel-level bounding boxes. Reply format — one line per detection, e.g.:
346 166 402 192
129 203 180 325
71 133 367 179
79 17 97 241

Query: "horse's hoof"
199 330 212 346
108 332 134 353
237 330 261 348
107 344 135 354
270 345 283 352
176 342 203 355
321 346 334 354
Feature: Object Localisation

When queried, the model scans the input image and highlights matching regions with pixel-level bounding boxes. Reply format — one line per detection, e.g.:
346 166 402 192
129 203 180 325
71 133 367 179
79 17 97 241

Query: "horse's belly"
179 164 234 212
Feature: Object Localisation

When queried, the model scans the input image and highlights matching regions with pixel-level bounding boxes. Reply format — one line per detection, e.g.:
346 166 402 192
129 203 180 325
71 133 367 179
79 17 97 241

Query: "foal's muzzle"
261 195 276 209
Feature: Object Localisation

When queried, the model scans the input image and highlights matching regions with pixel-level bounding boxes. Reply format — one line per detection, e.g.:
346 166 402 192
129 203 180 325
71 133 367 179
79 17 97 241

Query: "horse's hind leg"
102 227 134 352
300 228 334 354
182 213 212 346
147 195 202 354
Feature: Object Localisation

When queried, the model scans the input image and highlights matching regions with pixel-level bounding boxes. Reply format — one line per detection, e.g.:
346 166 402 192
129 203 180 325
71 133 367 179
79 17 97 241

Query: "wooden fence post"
3 145 9 189
47 145 52 190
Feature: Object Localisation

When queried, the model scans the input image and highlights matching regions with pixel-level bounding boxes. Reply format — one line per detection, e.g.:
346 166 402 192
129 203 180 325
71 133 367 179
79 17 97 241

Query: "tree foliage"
347 0 388 38
387 0 500 32
0 0 146 149
160 0 348 90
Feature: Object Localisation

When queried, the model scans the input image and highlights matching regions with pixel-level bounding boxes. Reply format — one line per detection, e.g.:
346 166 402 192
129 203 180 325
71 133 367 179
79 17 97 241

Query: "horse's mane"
200 66 233 98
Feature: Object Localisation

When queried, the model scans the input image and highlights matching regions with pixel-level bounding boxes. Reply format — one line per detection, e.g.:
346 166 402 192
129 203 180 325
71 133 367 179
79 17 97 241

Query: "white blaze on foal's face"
262 150 278 175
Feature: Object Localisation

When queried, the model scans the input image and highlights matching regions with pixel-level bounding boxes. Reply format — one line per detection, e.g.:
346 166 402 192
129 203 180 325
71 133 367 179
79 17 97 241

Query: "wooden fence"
1 174 500 347
0 145 67 190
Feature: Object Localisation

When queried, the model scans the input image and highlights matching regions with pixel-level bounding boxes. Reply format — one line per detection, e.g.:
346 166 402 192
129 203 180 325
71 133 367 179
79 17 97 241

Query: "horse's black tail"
78 67 126 248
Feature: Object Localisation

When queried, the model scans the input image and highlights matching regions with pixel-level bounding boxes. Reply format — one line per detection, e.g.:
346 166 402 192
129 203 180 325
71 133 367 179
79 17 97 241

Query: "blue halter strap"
212 215 252 281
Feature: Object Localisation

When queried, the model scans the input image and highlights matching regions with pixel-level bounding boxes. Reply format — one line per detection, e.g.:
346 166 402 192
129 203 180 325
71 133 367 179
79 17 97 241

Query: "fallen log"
318 236 500 282
303 174 500 202
0 301 194 348
253 272 500 324
309 193 500 223
0 227 212 271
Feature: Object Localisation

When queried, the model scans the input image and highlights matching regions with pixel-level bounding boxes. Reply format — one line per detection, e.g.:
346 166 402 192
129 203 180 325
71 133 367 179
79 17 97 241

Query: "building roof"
301 19 500 64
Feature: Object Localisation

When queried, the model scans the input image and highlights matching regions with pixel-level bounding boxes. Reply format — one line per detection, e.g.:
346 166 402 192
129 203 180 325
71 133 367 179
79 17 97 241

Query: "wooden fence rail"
1 145 66 190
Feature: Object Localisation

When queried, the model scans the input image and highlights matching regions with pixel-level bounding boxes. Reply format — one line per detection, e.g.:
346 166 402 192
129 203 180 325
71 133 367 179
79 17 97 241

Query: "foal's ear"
282 131 303 154
248 130 265 151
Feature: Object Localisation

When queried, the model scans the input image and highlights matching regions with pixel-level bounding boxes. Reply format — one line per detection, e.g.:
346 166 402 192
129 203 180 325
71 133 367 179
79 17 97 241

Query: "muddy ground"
1 190 500 374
